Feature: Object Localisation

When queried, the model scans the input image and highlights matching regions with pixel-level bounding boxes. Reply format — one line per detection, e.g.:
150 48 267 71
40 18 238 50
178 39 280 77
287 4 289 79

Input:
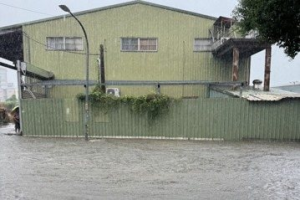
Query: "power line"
0 3 99 56
0 2 53 17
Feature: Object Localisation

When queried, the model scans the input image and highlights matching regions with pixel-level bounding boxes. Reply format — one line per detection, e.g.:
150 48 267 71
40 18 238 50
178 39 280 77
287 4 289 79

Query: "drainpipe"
264 46 272 91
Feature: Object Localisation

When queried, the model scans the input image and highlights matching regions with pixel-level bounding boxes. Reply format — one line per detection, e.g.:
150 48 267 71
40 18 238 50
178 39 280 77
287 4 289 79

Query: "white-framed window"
46 37 83 51
122 38 138 51
121 38 157 52
194 38 212 52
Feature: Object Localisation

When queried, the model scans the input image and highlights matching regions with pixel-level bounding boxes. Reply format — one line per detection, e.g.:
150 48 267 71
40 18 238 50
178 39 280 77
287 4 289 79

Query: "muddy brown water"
1 124 300 200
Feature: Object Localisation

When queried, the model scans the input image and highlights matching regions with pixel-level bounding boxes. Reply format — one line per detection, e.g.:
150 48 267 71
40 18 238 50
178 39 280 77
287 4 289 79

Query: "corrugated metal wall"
22 3 250 98
21 98 300 140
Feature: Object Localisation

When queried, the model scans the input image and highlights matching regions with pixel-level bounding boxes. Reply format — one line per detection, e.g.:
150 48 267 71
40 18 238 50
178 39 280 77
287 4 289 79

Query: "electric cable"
0 2 53 17
22 31 99 56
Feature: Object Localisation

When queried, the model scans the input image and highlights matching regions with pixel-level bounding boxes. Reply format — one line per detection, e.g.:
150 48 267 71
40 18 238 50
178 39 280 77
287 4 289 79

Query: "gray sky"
0 0 299 87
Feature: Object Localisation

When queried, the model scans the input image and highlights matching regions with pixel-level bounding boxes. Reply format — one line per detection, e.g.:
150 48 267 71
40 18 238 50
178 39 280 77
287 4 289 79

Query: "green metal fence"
21 98 300 140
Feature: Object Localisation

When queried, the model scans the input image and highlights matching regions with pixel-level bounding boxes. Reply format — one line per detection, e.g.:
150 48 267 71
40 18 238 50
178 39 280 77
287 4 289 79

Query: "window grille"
194 38 212 52
121 38 157 52
46 37 83 51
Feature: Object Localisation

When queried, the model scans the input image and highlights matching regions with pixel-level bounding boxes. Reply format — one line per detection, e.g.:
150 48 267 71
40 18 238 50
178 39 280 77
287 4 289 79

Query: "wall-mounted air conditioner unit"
106 88 120 97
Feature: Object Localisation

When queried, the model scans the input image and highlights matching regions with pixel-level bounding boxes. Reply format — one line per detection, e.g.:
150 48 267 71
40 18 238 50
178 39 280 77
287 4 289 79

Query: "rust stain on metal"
232 47 239 82
264 46 272 91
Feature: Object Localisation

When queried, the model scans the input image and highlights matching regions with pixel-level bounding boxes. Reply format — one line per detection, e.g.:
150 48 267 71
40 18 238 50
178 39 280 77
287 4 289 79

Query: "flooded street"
1 124 300 200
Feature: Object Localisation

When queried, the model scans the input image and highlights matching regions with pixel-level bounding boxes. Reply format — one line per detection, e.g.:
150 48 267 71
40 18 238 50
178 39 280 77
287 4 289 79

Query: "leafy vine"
77 85 176 120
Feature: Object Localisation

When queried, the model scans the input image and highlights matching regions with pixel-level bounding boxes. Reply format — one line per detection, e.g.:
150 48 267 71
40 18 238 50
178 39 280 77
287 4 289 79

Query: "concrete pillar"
264 46 272 91
232 47 239 81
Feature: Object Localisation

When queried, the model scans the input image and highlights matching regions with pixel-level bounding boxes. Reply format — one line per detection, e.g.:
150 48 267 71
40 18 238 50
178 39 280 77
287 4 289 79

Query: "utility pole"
100 44 106 93
264 46 272 91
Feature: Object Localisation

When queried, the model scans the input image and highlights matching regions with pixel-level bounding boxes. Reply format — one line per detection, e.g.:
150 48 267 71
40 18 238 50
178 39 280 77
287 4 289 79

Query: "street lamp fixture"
59 5 71 13
59 5 90 141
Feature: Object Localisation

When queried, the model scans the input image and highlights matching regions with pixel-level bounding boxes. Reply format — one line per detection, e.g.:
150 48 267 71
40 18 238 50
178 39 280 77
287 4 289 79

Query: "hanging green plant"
130 93 172 120
77 87 121 111
77 85 176 121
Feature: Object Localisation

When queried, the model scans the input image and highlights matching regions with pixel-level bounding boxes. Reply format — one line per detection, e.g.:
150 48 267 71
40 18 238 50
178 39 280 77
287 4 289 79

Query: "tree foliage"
4 94 18 110
6 94 17 102
233 0 300 58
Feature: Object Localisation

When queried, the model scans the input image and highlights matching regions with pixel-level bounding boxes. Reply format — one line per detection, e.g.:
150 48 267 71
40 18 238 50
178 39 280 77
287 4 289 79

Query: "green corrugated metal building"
3 1 296 141
1 1 265 98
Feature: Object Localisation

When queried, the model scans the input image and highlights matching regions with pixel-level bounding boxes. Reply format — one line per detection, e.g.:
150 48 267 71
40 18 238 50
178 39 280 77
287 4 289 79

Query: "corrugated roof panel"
213 87 300 102
275 84 300 94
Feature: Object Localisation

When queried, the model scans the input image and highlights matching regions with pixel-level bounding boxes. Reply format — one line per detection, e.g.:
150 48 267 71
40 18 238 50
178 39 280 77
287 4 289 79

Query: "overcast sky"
0 0 299 87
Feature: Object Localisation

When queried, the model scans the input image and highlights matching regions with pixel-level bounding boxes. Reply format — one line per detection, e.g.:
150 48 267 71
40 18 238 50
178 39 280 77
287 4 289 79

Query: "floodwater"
1 124 300 200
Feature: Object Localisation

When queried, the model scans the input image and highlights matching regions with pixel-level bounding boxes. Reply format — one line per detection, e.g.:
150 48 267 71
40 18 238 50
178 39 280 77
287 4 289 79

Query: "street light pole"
59 5 89 141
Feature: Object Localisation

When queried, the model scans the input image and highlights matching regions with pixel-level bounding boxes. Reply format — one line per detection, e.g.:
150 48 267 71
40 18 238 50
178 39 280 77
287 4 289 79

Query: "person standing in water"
13 107 20 133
